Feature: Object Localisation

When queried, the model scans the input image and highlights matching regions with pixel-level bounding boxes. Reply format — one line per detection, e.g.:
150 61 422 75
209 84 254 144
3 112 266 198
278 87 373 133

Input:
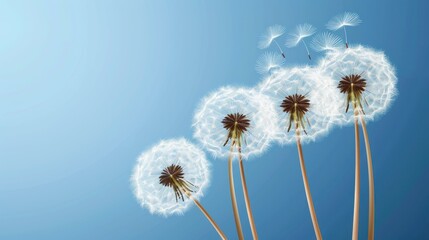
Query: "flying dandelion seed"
286 24 316 60
318 45 397 240
256 51 283 75
311 32 343 52
326 12 362 48
257 66 340 145
258 24 287 58
193 87 279 240
131 139 226 239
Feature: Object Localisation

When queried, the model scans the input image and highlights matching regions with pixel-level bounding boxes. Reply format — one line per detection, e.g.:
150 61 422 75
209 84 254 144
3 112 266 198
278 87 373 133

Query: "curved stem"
352 109 360 240
238 147 259 240
228 146 244 240
296 128 323 240
359 115 375 240
171 178 227 240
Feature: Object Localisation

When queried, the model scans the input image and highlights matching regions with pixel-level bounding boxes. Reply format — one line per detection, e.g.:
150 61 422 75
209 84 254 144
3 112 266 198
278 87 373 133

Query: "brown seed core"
221 113 250 147
337 74 367 113
159 164 195 202
280 94 310 134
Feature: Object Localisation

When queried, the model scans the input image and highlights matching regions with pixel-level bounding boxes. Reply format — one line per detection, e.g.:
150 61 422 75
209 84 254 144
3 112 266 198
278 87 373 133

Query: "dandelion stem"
359 114 375 240
238 147 259 240
228 145 244 240
171 177 227 240
295 126 322 240
352 109 360 240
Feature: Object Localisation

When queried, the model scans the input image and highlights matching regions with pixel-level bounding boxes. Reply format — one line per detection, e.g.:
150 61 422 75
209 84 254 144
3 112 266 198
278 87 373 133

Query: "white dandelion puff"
255 51 283 74
193 87 279 159
285 24 317 60
131 138 210 216
258 24 286 58
257 66 340 145
317 45 397 125
326 12 362 48
311 32 343 52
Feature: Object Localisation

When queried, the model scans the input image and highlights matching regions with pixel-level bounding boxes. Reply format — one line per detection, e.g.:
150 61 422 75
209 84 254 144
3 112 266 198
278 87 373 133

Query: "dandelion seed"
318 45 397 240
326 12 362 48
258 24 287 58
131 139 226 239
193 87 279 240
285 24 316 60
256 51 283 74
311 32 343 52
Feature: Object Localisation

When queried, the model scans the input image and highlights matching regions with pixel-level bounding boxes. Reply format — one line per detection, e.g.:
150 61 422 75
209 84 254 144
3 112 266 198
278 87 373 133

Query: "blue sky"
0 0 428 239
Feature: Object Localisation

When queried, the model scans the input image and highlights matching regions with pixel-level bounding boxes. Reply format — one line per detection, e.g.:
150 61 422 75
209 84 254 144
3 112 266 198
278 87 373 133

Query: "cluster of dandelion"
131 11 397 240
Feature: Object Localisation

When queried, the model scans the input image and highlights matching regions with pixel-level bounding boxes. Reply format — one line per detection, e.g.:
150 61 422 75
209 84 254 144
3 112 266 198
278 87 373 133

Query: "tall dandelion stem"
359 114 375 240
171 177 227 240
296 126 322 240
228 145 244 240
238 147 259 240
352 109 360 240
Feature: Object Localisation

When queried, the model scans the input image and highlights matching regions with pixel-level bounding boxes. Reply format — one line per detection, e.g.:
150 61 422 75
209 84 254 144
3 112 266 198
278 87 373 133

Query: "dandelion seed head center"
159 164 186 188
338 74 367 96
280 94 310 115
221 113 250 133
338 73 367 112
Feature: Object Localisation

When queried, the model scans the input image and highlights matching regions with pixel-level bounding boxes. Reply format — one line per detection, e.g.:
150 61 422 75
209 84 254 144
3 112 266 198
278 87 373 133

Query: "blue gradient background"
0 1 427 239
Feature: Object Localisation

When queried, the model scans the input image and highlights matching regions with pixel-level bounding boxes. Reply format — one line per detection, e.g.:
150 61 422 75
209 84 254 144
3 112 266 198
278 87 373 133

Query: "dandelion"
285 24 316 60
194 87 279 240
326 12 362 48
258 66 340 145
131 138 226 240
257 66 341 240
258 24 287 58
311 32 343 52
318 45 397 240
256 51 283 75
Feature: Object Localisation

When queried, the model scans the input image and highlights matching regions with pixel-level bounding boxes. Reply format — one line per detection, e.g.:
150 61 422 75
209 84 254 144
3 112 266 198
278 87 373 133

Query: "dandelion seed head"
193 87 280 159
318 45 397 124
258 24 286 49
338 73 367 113
311 32 343 52
285 24 316 48
280 94 311 134
326 12 362 30
256 51 283 74
131 138 210 216
221 112 250 148
257 66 340 144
